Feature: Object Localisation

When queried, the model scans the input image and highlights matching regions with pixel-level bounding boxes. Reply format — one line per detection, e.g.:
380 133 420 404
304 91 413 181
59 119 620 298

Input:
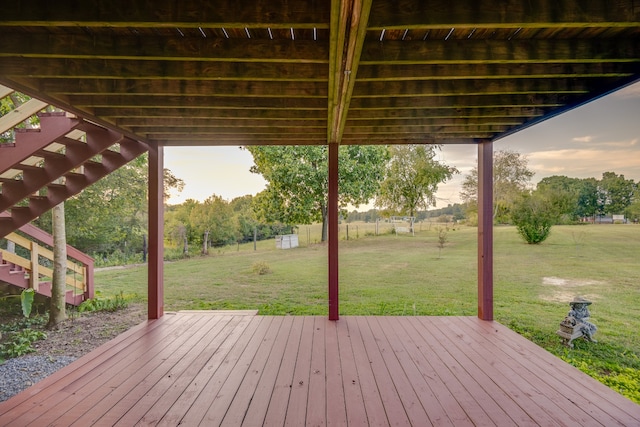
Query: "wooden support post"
148 144 164 319
477 140 494 320
328 142 339 321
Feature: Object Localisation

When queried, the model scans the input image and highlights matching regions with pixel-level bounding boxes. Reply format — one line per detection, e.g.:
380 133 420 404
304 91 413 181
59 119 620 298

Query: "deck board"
1 314 639 426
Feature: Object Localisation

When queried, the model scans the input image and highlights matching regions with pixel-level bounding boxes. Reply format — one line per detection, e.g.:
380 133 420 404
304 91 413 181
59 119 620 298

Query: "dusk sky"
165 81 640 209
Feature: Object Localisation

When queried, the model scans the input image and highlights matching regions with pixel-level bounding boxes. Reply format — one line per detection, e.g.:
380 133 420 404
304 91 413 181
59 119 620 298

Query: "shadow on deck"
1 312 638 426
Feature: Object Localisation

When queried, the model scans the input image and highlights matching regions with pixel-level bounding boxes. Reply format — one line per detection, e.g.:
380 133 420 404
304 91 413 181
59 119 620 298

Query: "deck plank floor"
1 313 639 426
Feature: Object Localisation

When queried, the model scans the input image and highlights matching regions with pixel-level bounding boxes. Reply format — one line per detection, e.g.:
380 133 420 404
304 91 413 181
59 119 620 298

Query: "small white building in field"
276 234 299 249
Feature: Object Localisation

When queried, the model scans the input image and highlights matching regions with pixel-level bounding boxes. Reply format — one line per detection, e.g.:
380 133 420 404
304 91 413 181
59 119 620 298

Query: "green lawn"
95 223 640 403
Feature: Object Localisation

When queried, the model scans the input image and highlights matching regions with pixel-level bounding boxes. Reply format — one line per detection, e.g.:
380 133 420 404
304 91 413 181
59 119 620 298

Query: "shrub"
0 328 47 360
78 292 128 313
251 261 271 275
511 193 556 244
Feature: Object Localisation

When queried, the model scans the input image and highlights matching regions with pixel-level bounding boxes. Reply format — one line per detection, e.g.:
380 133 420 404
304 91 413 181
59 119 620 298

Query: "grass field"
94 222 640 403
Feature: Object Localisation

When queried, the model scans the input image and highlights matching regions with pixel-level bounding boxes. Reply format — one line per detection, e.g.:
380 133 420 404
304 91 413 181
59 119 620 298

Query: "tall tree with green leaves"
189 195 236 252
375 145 457 217
598 171 636 216
246 145 387 242
460 149 534 223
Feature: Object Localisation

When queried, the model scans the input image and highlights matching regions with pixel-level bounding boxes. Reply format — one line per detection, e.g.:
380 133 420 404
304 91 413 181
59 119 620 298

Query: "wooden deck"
1 313 639 426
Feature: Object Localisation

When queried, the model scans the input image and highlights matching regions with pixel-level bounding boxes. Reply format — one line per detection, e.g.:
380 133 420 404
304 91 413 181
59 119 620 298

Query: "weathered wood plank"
462 317 640 426
39 79 328 98
448 317 601 426
284 316 316 426
241 316 295 426
356 62 638 81
115 316 245 426
335 318 368 426
170 316 266 426
67 95 327 110
0 0 331 28
405 317 504 425
360 39 640 64
431 316 563 426
368 0 640 28
366 316 433 426
388 317 475 427
343 317 390 426
262 316 305 426
325 319 348 426
0 58 328 81
5 313 193 426
54 314 223 425
155 314 256 426
305 316 328 426
0 314 178 422
355 316 412 426
0 35 328 63
416 317 538 426
2 315 638 426
199 317 278 425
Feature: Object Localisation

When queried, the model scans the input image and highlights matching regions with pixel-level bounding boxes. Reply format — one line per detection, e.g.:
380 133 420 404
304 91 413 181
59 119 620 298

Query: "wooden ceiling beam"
359 39 640 64
38 79 328 98
0 35 329 64
346 107 544 119
97 108 328 119
66 95 327 109
350 94 565 109
353 79 591 97
131 126 326 134
0 0 330 28
117 118 327 128
150 133 325 142
157 138 327 146
327 0 373 143
346 117 525 127
368 0 640 29
0 58 327 81
356 62 640 81
344 125 512 134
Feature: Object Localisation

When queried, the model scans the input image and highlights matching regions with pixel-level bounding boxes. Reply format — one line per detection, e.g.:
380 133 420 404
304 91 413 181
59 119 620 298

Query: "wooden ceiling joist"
0 0 638 147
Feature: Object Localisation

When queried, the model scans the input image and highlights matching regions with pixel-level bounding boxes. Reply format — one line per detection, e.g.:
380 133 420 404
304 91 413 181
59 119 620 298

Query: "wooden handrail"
0 219 94 301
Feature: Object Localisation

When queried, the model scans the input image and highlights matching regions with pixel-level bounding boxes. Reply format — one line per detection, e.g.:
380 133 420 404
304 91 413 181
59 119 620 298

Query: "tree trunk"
321 207 328 242
202 230 209 254
48 202 67 328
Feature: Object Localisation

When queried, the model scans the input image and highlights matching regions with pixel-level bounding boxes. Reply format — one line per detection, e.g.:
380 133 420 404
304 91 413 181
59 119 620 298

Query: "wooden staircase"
1 86 148 305
0 111 148 239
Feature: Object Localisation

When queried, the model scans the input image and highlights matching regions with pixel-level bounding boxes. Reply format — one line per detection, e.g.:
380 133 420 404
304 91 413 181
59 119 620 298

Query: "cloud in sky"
572 135 594 143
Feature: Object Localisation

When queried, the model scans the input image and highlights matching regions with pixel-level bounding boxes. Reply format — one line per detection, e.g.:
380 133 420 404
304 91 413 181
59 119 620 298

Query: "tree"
375 145 457 218
597 172 636 216
246 145 387 242
48 202 67 327
536 175 583 223
189 195 236 253
511 192 556 244
460 149 534 223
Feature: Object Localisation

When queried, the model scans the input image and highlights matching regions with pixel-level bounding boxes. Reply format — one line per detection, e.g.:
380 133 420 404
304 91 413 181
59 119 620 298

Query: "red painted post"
477 140 494 320
328 142 339 320
148 144 164 319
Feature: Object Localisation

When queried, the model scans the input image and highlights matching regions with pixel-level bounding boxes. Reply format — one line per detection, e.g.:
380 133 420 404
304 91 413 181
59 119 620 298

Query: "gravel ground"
0 355 77 402
0 303 147 403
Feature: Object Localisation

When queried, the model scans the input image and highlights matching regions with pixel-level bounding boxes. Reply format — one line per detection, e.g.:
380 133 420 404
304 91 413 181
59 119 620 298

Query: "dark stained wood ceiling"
1 0 639 147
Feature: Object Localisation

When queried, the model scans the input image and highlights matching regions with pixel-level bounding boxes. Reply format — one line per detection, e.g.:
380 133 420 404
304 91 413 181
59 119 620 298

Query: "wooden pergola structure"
1 0 639 322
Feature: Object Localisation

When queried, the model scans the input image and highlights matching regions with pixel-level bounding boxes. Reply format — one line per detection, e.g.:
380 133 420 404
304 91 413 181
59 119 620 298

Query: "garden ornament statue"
557 296 597 348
